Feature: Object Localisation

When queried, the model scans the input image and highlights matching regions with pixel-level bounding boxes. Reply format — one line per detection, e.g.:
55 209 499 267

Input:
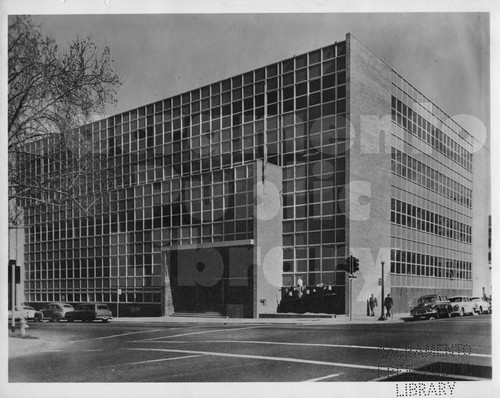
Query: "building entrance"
164 244 254 317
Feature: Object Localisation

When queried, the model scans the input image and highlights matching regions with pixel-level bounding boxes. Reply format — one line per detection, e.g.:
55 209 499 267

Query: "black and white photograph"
2 1 497 397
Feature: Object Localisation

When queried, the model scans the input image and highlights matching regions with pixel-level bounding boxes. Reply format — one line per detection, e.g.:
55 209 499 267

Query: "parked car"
449 296 476 317
20 305 43 322
469 296 491 314
66 303 113 323
40 302 75 322
410 294 452 320
8 306 42 322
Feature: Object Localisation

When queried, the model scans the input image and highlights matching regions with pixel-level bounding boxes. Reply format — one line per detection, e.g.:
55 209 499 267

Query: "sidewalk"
111 312 409 325
8 333 62 359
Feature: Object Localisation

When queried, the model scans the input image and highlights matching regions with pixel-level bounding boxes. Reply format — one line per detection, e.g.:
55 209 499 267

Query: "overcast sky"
30 13 489 137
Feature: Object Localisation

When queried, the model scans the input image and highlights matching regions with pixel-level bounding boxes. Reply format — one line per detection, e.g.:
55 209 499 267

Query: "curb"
110 314 408 325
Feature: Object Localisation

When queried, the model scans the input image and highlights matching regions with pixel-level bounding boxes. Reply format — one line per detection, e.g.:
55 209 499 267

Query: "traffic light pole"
344 255 359 322
346 255 356 322
349 275 352 322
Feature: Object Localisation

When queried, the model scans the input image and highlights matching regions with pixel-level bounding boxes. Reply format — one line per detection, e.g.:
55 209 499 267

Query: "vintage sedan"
66 303 113 323
20 305 43 322
40 302 75 322
410 294 452 320
469 296 491 314
449 296 476 317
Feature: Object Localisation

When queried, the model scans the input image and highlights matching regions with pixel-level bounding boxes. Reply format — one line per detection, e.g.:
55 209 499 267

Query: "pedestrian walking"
384 293 394 317
369 293 377 316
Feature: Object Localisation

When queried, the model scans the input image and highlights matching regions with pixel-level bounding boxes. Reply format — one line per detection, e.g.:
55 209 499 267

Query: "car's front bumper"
410 309 437 318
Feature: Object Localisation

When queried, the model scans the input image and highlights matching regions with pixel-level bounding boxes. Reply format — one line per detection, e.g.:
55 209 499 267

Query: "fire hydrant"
19 316 28 336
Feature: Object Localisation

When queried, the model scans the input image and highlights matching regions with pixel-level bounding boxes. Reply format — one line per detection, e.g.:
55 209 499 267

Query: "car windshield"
449 298 462 302
418 297 436 304
469 297 480 301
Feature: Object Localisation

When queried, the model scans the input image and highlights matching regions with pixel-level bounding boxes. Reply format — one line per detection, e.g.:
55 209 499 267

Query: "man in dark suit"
384 294 394 317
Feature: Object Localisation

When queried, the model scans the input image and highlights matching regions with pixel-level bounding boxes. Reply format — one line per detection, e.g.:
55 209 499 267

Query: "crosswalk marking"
304 373 342 382
99 354 204 368
133 326 267 342
133 339 491 358
70 329 164 343
125 347 489 382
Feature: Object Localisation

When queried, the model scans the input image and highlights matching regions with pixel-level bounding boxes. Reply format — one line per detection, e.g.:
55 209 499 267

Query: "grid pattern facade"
18 34 477 312
390 71 473 289
21 40 350 306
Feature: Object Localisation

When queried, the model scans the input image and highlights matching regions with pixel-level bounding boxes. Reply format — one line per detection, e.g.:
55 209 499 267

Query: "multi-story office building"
17 33 486 317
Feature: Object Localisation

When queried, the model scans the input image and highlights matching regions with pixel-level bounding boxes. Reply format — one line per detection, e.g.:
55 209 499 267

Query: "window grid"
390 249 471 280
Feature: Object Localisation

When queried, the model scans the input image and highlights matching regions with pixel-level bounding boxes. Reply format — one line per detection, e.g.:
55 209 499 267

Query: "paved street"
9 315 491 382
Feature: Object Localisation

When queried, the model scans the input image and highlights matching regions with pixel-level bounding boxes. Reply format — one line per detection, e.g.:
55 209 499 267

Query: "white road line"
125 347 391 371
70 329 164 343
76 349 102 352
99 354 204 368
125 347 489 382
134 339 492 359
42 349 102 352
371 369 488 382
133 326 266 342
304 373 342 382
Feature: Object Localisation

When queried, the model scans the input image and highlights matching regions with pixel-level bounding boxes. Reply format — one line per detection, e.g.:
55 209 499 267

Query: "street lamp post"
117 288 121 318
378 261 386 321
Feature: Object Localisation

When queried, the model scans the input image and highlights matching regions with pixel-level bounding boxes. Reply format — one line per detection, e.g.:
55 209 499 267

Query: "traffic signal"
344 257 352 274
352 257 360 274
344 255 360 275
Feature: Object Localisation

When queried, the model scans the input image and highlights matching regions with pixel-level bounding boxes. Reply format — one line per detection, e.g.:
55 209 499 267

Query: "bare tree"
8 16 121 225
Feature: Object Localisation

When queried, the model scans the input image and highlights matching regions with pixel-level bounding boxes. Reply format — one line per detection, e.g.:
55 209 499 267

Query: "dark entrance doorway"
165 245 254 317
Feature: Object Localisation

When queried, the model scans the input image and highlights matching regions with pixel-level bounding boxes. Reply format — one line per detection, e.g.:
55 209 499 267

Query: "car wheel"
34 315 41 322
53 316 60 322
67 317 74 322
102 319 108 323
479 306 484 314
460 308 465 317
472 309 479 316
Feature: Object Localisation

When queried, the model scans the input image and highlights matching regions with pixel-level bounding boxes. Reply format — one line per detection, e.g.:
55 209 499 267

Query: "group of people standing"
368 293 393 317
